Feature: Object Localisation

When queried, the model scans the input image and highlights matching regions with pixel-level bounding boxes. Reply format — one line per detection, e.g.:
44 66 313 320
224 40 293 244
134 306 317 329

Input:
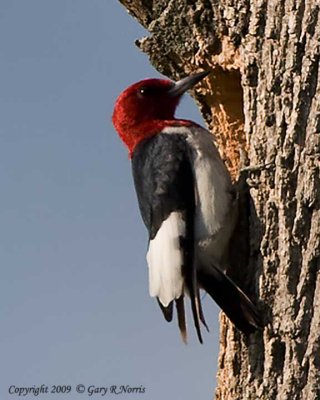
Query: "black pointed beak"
168 70 210 97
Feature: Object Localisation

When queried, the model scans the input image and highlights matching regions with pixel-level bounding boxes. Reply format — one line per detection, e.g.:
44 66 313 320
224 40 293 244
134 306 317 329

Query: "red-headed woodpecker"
112 71 261 342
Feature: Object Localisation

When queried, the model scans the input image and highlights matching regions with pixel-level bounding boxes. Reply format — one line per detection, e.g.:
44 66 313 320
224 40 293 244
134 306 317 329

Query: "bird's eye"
137 85 168 98
138 86 151 97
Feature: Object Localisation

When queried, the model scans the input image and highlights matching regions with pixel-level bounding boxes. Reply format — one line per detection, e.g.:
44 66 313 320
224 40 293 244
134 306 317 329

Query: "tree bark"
117 1 320 399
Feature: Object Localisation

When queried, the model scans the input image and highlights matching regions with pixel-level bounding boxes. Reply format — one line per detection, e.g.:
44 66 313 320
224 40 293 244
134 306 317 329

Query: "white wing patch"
147 211 185 307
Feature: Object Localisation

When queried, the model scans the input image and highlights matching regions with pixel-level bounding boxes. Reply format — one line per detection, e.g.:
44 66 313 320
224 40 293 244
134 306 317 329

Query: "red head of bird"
112 71 209 156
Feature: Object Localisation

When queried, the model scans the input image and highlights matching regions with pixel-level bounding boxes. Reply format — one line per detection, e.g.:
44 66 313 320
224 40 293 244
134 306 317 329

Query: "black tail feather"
198 289 210 332
157 299 173 322
188 284 203 343
175 296 187 343
198 265 263 335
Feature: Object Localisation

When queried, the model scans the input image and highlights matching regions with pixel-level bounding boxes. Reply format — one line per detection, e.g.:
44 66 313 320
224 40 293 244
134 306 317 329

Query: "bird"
112 70 262 343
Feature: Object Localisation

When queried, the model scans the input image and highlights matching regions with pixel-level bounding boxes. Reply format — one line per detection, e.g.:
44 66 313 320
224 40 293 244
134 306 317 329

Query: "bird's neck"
120 119 194 158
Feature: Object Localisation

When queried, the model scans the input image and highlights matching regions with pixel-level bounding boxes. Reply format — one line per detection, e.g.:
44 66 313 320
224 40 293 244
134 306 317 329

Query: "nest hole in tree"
198 65 246 181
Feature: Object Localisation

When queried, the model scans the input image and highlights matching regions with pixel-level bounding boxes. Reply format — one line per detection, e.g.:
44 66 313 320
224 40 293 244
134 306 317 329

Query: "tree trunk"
117 1 320 399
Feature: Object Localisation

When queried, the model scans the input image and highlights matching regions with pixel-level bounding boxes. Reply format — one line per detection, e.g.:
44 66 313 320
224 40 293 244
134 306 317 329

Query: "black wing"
132 133 203 342
132 133 193 239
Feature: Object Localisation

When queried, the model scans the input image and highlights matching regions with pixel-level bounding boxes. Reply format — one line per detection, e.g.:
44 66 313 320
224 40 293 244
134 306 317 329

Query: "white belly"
162 124 237 265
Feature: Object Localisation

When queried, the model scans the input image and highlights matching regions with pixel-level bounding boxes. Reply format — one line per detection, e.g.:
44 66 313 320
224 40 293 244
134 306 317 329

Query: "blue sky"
0 1 221 399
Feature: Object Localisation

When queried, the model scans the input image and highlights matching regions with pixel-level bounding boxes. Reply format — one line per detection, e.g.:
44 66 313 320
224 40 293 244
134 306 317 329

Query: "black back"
132 133 194 240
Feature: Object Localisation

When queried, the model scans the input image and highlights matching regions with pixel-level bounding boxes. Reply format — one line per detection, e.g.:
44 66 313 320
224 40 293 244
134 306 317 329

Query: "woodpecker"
112 71 262 342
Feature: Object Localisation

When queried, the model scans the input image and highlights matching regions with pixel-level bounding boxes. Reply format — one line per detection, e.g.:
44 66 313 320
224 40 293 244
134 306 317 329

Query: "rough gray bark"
117 1 320 399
